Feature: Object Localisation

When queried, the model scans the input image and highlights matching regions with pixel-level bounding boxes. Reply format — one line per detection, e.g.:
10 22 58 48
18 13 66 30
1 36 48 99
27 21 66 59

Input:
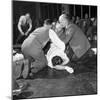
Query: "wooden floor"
13 54 97 99
13 40 97 99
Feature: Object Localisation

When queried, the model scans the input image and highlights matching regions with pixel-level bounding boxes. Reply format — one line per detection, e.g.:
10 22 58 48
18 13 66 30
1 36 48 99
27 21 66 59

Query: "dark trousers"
65 45 91 63
16 34 27 44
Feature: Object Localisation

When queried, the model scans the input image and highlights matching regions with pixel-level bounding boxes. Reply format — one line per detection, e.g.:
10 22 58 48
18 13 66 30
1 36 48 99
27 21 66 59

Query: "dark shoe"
13 82 29 96
16 75 23 80
13 88 22 96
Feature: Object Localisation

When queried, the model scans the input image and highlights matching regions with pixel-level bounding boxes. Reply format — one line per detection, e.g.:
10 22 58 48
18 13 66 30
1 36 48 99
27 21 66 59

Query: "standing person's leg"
16 34 27 44
16 34 23 44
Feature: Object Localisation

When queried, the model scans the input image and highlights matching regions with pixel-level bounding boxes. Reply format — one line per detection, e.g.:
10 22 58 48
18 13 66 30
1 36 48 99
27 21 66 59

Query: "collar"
65 22 73 29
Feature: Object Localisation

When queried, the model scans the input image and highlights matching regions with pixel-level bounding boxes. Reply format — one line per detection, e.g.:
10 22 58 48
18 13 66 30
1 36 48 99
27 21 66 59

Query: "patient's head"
52 56 63 66
55 22 63 32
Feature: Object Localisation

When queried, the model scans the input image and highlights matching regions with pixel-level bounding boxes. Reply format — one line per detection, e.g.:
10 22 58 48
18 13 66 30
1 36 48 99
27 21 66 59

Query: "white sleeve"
46 54 53 68
49 29 65 51
61 53 69 65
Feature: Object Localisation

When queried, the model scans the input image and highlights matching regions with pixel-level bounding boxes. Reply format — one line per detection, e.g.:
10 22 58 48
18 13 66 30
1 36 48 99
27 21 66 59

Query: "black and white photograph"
12 0 97 99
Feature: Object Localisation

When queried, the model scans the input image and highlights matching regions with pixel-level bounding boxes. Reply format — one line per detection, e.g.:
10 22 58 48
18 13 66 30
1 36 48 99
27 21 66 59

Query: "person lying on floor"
46 23 74 73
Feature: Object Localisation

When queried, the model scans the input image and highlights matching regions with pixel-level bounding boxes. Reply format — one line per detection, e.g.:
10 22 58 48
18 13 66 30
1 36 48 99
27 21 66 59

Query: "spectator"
80 19 87 34
34 18 43 29
87 18 97 42
83 13 92 36
16 13 32 44
75 16 81 27
71 16 76 24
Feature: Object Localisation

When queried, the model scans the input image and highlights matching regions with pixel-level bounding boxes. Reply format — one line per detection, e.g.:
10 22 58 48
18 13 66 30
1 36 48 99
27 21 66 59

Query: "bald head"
59 14 66 20
59 14 68 28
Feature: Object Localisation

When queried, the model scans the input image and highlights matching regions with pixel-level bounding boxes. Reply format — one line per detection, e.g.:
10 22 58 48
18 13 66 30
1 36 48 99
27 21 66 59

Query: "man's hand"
21 32 25 35
25 31 29 36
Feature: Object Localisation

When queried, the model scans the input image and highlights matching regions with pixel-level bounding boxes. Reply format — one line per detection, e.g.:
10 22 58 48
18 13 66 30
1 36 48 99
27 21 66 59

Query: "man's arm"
18 16 24 35
63 27 74 44
25 19 32 36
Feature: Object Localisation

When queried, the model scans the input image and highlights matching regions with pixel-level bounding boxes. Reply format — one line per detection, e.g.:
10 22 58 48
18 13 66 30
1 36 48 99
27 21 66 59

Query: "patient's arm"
54 65 74 73
64 66 74 73
53 65 66 70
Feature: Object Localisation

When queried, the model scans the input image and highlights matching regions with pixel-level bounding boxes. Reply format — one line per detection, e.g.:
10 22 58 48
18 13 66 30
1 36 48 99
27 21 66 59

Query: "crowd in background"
14 12 97 50
28 13 97 42
28 13 97 45
71 13 97 42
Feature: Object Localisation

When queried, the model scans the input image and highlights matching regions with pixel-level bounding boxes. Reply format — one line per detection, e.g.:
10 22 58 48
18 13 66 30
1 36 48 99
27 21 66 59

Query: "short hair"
52 56 63 66
44 19 52 25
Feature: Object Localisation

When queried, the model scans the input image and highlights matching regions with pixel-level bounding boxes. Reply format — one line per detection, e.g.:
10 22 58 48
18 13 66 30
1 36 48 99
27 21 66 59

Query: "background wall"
12 1 97 45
